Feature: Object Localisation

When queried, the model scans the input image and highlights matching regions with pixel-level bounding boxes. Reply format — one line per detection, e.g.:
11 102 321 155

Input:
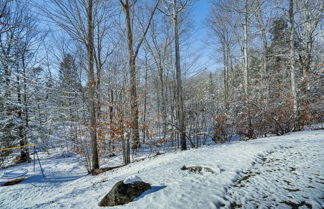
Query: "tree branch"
134 0 160 58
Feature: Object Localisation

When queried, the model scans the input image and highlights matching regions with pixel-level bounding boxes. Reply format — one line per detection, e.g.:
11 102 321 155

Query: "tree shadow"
19 173 86 186
134 186 167 201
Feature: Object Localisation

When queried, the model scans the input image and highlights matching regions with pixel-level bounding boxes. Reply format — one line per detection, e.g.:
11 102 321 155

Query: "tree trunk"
23 61 29 153
255 2 269 103
4 63 11 117
173 0 186 150
304 34 312 91
222 44 228 108
18 56 30 162
109 89 115 154
159 64 167 138
289 0 299 129
17 71 28 162
87 0 99 170
143 59 149 144
124 2 140 155
243 0 253 138
96 32 104 155
243 0 248 99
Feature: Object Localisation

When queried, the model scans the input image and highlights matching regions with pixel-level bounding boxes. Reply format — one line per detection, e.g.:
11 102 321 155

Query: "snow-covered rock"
99 180 151 206
123 175 142 184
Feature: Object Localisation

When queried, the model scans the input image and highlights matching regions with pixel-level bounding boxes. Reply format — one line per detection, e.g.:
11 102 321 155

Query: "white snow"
0 130 323 209
123 175 142 184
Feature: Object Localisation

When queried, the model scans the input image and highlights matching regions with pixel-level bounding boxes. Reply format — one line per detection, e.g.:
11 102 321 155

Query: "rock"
123 175 142 184
99 180 151 207
108 153 116 157
181 165 215 174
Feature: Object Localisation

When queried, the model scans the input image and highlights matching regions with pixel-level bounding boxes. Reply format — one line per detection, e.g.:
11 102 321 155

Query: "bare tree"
118 0 160 164
297 0 324 92
208 2 234 108
93 3 114 155
144 17 172 139
159 0 190 150
40 0 109 170
254 0 269 102
0 0 10 34
289 0 298 129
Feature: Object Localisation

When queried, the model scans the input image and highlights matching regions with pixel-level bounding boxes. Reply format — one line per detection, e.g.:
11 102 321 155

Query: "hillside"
0 130 323 209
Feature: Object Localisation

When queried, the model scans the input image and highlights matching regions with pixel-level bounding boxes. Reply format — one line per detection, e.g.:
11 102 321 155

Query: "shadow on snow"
134 186 167 201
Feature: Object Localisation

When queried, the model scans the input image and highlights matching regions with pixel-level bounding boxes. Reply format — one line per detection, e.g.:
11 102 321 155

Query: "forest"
0 0 323 174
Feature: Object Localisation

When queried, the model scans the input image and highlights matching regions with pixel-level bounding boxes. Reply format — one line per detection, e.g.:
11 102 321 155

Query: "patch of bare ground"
90 165 124 176
2 177 27 186
281 200 312 209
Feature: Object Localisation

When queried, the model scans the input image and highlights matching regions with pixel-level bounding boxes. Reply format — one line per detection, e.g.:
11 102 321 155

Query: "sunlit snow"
0 130 323 209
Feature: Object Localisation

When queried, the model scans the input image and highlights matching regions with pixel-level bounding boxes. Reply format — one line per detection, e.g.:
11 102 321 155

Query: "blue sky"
193 0 210 28
33 0 220 74
188 0 221 73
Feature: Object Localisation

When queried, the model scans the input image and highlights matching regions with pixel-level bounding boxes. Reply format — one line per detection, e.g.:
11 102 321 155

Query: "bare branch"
134 0 160 58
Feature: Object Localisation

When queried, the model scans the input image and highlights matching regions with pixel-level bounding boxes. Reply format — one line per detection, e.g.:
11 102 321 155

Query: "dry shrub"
212 115 231 143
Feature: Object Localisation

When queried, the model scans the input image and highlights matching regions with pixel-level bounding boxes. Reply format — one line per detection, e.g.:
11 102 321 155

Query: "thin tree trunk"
120 70 130 165
23 61 29 149
243 0 248 98
17 69 29 162
120 0 159 157
95 27 104 155
225 45 230 102
289 0 299 130
255 2 269 103
3 62 11 118
243 0 253 138
159 64 167 138
19 55 29 162
109 89 115 154
222 44 228 108
143 59 148 144
173 0 186 150
304 34 312 91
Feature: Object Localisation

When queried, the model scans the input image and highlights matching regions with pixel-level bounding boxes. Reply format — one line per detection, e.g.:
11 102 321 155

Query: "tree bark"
124 2 140 157
255 1 269 103
95 26 104 155
243 0 248 98
109 89 115 154
19 55 30 162
121 0 159 158
222 44 228 108
87 0 99 170
243 0 253 138
173 0 186 150
158 63 167 138
289 0 299 129
143 58 149 144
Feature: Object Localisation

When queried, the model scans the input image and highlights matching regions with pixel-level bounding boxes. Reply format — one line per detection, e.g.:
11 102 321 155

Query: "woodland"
0 0 323 172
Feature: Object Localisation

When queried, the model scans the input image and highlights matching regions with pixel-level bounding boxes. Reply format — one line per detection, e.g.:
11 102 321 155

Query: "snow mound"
123 175 142 184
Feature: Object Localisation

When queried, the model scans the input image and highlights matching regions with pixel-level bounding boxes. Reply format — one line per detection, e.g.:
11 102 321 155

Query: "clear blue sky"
33 0 220 74
187 0 221 73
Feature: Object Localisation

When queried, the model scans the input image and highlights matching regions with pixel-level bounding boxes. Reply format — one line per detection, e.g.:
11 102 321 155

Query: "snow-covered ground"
0 130 323 209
